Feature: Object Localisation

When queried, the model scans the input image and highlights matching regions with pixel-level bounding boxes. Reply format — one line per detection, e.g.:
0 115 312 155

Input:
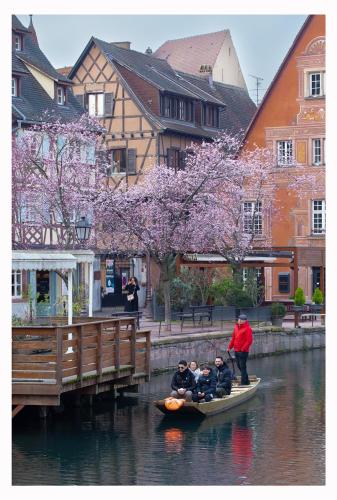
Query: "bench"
111 311 143 329
177 305 214 331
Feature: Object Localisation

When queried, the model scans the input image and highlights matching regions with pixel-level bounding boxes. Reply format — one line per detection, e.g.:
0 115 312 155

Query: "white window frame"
308 72 325 97
243 201 262 234
88 93 104 117
12 270 22 298
312 200 326 234
312 138 324 166
15 35 22 51
277 140 293 166
57 86 65 105
12 77 17 97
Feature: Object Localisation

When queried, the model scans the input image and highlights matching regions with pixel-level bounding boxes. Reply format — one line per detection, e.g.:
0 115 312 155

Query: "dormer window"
14 34 22 51
57 86 65 105
12 77 18 97
202 103 220 128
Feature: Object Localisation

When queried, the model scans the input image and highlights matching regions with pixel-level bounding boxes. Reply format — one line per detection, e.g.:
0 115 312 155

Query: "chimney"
111 41 131 50
145 47 153 55
208 74 214 88
28 14 39 46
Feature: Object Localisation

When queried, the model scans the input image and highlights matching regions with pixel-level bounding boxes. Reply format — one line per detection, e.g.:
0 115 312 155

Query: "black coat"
124 283 140 312
171 368 196 392
196 374 217 396
214 363 233 388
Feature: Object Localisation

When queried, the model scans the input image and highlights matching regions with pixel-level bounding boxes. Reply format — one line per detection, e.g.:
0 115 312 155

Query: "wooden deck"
12 317 151 411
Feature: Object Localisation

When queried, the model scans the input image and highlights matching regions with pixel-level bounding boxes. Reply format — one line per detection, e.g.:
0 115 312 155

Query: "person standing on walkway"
130 277 140 312
227 314 253 385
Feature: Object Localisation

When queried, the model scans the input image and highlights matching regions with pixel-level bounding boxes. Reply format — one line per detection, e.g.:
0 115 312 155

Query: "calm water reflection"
12 349 325 485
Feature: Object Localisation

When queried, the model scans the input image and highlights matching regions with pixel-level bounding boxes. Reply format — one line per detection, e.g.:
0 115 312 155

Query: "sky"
17 14 307 103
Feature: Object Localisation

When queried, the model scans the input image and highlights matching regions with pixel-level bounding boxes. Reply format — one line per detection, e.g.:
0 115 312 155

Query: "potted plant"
271 302 286 326
293 287 306 311
311 288 324 312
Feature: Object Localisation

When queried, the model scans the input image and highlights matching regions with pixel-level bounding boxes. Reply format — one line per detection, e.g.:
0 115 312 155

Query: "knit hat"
238 314 247 320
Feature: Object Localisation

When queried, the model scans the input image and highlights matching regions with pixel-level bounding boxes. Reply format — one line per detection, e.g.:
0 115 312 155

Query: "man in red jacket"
227 314 253 385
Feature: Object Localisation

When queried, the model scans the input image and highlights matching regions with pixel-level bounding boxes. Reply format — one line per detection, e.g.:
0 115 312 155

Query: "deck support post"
39 406 48 419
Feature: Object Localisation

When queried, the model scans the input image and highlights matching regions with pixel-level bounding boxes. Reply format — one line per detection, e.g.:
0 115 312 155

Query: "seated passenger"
170 360 196 402
214 356 233 397
188 360 201 383
192 365 216 403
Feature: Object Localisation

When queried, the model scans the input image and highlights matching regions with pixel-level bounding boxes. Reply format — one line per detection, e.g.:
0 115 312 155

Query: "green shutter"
127 149 137 174
104 93 114 116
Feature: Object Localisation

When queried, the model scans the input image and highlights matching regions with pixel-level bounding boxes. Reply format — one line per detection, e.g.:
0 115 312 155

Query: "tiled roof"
12 15 30 33
177 72 256 135
153 30 228 76
57 66 73 77
93 38 224 105
12 16 84 126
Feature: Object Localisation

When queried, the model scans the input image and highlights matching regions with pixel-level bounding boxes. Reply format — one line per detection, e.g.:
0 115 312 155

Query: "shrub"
294 287 306 306
271 302 286 318
312 288 324 304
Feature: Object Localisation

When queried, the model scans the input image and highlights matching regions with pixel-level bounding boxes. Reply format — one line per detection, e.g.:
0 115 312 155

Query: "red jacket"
228 321 253 352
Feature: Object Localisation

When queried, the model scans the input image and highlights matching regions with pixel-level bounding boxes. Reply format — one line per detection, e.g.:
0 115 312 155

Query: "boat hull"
154 378 261 417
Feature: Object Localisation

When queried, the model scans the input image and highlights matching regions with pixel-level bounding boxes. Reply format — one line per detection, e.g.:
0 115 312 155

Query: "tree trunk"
160 260 172 332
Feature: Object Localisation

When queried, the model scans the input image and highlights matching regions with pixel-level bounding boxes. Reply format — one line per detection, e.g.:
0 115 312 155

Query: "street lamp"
75 216 91 242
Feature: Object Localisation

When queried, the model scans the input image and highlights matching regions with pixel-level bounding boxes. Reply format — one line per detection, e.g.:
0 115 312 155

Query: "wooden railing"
12 318 151 406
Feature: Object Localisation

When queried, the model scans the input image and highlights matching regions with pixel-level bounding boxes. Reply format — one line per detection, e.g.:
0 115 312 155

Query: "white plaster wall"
212 32 247 89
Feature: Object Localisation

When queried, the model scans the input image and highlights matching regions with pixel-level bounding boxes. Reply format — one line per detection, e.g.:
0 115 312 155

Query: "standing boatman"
227 314 253 386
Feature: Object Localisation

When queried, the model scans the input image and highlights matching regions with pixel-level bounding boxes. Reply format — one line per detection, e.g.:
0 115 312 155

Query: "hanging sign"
106 259 115 293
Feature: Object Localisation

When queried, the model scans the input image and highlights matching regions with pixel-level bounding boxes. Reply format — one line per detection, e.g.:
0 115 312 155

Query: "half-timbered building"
65 36 256 306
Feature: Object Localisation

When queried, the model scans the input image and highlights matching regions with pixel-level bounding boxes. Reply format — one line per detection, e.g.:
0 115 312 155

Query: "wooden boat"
154 377 261 417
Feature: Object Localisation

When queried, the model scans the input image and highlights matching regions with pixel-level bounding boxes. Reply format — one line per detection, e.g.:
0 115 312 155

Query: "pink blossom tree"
97 133 278 331
12 114 107 250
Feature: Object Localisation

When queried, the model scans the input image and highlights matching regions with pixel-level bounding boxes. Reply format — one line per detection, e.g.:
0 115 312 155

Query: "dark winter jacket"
196 373 217 396
214 363 233 388
171 368 196 392
228 321 253 352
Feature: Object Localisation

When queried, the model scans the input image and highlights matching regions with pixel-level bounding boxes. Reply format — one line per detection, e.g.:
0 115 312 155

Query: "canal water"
12 349 325 486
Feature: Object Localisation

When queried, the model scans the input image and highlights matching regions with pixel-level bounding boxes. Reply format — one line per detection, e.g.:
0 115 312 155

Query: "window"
106 148 136 175
243 201 262 234
202 104 220 128
312 138 325 166
308 72 325 97
312 200 326 234
12 77 18 97
277 140 293 166
12 270 22 298
14 34 22 51
109 149 126 174
160 94 194 122
278 273 290 293
88 93 104 117
57 86 65 105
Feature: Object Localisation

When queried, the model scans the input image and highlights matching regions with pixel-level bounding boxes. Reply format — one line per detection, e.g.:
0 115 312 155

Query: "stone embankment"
151 327 325 373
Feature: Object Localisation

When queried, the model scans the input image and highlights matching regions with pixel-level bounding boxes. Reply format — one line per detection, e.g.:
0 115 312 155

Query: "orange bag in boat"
164 397 184 411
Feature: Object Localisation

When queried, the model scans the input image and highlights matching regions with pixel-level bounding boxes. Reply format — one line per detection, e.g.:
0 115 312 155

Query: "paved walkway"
94 308 325 339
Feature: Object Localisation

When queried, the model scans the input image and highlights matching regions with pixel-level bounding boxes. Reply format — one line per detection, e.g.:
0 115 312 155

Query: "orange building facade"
243 15 325 302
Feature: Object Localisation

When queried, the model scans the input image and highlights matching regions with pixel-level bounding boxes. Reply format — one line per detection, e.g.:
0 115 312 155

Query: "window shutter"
167 148 175 168
104 93 114 116
127 149 137 174
76 94 85 108
179 150 187 170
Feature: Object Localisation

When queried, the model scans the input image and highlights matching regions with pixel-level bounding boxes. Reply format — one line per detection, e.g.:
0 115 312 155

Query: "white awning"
70 249 95 264
12 251 77 271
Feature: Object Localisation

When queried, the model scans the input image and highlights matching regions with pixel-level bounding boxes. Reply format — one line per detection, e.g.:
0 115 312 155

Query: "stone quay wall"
150 327 325 373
